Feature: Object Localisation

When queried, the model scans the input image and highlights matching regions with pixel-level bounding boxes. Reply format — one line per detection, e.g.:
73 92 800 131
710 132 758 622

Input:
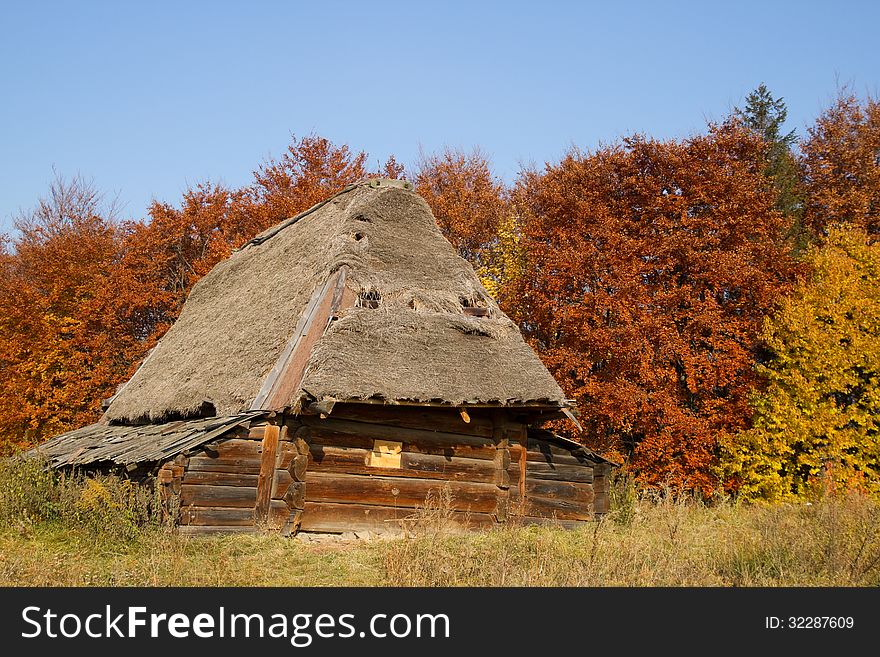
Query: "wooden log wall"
175 416 305 535
290 404 605 535
165 405 609 535
506 430 601 528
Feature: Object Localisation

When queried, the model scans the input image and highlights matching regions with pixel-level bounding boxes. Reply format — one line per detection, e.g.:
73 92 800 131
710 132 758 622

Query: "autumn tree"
414 149 518 299
736 84 806 247
801 91 880 238
0 175 135 447
376 154 406 180
511 123 799 491
238 134 368 231
722 226 880 501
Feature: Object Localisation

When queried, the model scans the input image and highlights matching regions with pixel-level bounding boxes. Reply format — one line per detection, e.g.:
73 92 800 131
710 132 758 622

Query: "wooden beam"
254 424 281 523
257 266 356 411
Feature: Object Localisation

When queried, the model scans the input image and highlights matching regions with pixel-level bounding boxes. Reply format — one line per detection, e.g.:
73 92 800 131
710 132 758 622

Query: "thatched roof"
99 179 567 424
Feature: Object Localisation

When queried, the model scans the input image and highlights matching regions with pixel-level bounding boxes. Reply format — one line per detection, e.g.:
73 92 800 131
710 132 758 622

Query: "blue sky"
1 0 878 232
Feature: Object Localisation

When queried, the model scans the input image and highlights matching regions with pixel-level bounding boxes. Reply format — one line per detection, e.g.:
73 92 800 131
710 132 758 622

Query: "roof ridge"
237 178 415 251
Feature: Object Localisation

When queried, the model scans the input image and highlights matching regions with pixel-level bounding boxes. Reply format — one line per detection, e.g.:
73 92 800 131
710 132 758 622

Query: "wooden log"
307 445 499 483
263 500 291 530
524 461 594 483
181 484 258 508
281 509 303 537
255 425 281 523
301 417 497 451
525 479 594 503
272 469 293 499
329 403 494 439
183 470 260 487
179 505 288 527
304 471 500 513
288 455 308 481
177 525 259 535
493 438 511 489
512 449 597 467
247 425 267 439
494 493 508 522
284 482 306 510
303 426 497 460
299 502 496 533
186 456 262 475
200 438 264 459
512 492 595 521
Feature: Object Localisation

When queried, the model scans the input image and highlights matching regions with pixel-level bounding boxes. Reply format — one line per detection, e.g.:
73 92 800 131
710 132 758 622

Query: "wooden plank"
183 471 260 487
181 484 258 508
299 502 496 533
264 268 355 410
302 422 497 459
303 471 499 513
329 403 494 439
307 445 499 483
186 456 262 475
255 425 281 523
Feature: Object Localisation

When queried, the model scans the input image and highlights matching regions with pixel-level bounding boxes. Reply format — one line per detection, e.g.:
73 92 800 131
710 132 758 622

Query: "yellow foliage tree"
722 226 880 500
475 211 525 301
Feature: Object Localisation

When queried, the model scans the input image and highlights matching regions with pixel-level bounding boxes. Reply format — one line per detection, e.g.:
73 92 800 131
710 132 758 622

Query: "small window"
358 290 382 309
367 439 402 468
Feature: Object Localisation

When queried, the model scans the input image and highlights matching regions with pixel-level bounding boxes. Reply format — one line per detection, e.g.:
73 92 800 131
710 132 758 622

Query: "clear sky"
1 0 878 232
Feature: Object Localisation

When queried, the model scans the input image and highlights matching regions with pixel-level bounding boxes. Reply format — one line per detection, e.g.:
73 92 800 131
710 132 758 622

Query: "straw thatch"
102 180 567 424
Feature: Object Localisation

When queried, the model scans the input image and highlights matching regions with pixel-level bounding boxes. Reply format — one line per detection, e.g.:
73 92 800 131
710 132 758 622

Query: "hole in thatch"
357 290 382 309
354 213 372 223
198 400 217 417
353 232 366 241
459 296 473 308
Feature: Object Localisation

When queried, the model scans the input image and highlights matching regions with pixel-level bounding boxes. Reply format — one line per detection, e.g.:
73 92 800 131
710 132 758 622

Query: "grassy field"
2 457 880 586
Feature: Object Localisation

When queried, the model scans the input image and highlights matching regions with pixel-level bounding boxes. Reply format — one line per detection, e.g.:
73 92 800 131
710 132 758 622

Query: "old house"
37 179 612 535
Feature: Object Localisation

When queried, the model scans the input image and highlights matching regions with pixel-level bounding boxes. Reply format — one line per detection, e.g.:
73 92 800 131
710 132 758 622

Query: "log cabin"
36 179 613 535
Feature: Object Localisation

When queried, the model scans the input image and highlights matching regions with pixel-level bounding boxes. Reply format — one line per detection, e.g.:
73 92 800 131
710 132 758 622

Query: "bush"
0 454 162 541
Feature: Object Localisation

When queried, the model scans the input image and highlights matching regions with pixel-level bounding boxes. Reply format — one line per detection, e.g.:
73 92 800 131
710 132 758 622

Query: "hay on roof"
103 181 566 424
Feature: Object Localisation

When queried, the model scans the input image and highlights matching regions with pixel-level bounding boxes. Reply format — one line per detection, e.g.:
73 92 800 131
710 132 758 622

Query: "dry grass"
2 459 880 587
384 490 880 586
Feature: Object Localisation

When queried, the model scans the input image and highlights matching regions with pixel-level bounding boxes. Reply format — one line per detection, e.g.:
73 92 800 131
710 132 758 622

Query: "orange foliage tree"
238 134 369 230
0 175 140 449
801 91 880 238
415 148 506 266
509 123 800 491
